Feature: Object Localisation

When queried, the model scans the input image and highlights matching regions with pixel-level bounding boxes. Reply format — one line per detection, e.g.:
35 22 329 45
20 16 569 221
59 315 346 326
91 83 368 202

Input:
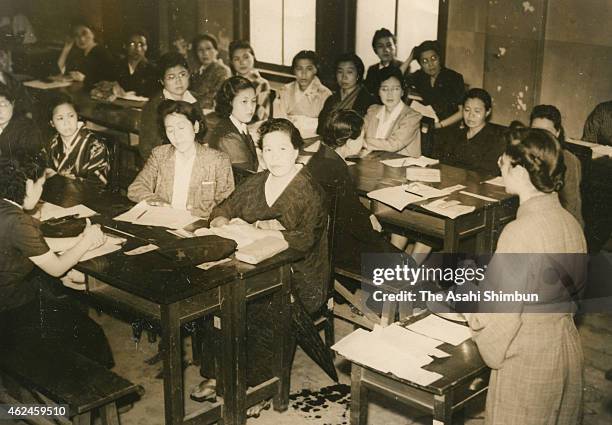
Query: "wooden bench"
0 340 141 425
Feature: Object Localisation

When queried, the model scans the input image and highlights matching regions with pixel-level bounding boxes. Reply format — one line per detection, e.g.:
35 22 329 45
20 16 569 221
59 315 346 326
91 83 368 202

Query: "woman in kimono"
43 95 109 185
229 40 271 121
190 33 232 109
316 53 375 135
191 119 328 416
464 128 586 425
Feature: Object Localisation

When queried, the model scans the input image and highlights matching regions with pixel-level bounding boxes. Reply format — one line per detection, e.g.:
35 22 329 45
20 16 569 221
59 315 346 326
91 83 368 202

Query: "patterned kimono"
242 69 271 121
43 126 109 185
275 77 332 137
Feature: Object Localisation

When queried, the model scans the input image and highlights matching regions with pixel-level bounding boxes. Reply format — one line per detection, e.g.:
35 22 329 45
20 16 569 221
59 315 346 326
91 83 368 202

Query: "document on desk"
410 101 439 122
23 80 73 90
592 144 612 159
45 234 126 262
422 199 476 219
379 324 450 358
406 167 441 182
368 183 464 211
114 201 200 229
381 156 439 168
406 314 472 346
39 202 98 221
484 176 505 187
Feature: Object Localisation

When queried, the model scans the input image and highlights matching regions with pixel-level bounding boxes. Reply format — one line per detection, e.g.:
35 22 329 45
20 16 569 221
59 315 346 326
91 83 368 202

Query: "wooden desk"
349 313 489 425
349 152 518 253
41 176 301 425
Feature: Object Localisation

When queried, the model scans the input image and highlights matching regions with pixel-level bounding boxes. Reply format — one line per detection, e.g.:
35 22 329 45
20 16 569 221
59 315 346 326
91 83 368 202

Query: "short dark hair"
335 53 366 82
229 40 255 74
371 28 396 51
157 52 190 81
0 157 45 205
215 76 255 118
70 20 99 40
257 118 304 150
291 50 320 73
158 100 208 143
376 66 406 93
415 40 442 63
463 88 492 111
0 85 16 104
193 33 219 51
322 110 364 149
530 104 565 144
48 92 78 121
504 127 565 193
126 29 149 43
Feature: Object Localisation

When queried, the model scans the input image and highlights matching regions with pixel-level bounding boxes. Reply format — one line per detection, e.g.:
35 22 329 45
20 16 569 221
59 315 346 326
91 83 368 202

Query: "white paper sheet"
116 92 149 102
39 202 98 221
422 199 476 219
114 201 200 229
459 190 500 202
45 234 126 262
406 314 472 346
484 176 505 187
410 101 439 122
381 156 439 168
406 167 441 182
367 183 464 211
592 144 612 159
195 221 285 250
23 80 73 89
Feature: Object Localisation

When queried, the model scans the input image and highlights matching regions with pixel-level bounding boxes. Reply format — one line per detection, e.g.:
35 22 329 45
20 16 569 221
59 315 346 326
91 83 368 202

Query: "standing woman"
364 28 403 97
190 33 232 110
128 100 234 219
441 88 506 174
466 128 586 425
138 52 200 162
56 22 115 88
317 53 375 135
42 94 109 185
275 50 331 136
229 40 271 121
363 67 421 156
209 76 259 172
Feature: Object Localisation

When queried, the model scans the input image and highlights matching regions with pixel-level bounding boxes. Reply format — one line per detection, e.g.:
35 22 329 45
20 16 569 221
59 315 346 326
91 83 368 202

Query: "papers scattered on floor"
406 314 472 346
410 101 439 122
39 202 97 221
114 201 200 229
368 183 464 211
422 199 476 219
381 156 439 168
484 176 505 187
406 167 441 182
23 80 73 89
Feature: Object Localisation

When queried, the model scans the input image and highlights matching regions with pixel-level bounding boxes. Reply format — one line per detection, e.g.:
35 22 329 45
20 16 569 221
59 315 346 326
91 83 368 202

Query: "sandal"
190 378 217 402
246 399 272 418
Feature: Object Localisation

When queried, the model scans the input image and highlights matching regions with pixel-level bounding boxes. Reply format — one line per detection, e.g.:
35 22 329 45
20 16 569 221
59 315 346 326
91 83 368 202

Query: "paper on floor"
381 156 439 168
406 314 472 346
40 202 97 221
114 201 200 229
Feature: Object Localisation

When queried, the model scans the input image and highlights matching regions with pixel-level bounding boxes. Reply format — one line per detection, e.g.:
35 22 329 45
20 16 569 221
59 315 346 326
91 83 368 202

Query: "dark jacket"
364 59 403 100
0 115 42 162
317 85 376 135
407 67 465 121
207 117 259 173
115 58 158 97
440 122 506 174
65 44 116 89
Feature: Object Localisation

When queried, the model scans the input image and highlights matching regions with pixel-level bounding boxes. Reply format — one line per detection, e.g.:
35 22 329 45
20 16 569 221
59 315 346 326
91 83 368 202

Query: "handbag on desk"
157 235 237 267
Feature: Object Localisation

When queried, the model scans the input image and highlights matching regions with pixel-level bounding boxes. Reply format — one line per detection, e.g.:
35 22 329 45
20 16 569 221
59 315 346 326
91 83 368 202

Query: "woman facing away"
128 100 234 220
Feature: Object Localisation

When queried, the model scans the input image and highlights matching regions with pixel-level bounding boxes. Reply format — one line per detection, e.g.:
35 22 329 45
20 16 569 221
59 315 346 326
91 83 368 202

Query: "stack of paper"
422 199 476 219
39 202 97 221
406 314 472 346
381 156 439 168
406 167 441 182
23 80 73 90
195 220 286 250
368 183 464 211
410 101 439 122
114 201 200 229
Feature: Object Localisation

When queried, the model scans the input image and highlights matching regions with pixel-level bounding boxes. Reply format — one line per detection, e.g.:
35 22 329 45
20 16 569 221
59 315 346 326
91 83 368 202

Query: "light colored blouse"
171 152 196 210
275 76 331 119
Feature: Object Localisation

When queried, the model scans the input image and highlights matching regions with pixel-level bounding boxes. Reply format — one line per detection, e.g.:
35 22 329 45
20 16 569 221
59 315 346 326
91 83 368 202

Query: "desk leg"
221 279 247 425
380 300 397 326
160 302 183 425
273 264 292 411
443 219 459 253
433 393 452 424
350 365 368 425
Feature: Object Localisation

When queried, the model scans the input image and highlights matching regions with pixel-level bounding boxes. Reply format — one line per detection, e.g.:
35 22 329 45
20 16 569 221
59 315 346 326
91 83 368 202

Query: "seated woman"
42 94 109 185
0 49 34 117
208 76 259 172
138 52 200 161
317 53 375 135
440 88 506 174
364 28 403 97
190 33 232 110
363 66 421 156
0 157 114 367
113 30 157 97
274 50 331 136
530 104 584 228
465 128 585 425
191 119 328 415
0 86 42 162
306 109 405 270
128 100 234 219
56 21 115 88
229 40 271 121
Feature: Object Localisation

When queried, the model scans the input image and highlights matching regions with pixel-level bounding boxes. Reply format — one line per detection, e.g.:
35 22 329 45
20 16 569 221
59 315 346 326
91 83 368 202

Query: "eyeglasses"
380 86 402 93
420 56 439 65
164 71 189 81
128 42 146 48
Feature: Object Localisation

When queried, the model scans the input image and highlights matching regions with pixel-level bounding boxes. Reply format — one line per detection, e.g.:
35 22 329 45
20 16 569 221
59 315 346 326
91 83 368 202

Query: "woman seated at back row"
229 40 271 121
363 67 421 157
42 94 109 185
0 86 42 162
190 33 232 110
317 53 375 135
275 50 332 137
128 100 234 219
208 76 260 173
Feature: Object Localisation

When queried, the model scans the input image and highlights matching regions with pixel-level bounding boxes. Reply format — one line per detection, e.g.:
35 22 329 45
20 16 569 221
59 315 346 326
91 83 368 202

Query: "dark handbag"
157 235 237 267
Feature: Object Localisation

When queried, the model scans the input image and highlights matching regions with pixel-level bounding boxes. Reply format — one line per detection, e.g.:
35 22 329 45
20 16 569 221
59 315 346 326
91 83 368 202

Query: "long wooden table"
41 176 302 425
349 151 518 253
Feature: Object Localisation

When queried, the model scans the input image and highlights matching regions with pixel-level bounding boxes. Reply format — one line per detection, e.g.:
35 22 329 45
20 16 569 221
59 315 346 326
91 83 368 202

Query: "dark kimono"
207 117 259 173
440 122 506 175
0 71 34 116
115 58 157 97
65 44 115 89
408 67 465 121
305 143 402 271
0 115 42 162
42 126 110 185
317 84 375 136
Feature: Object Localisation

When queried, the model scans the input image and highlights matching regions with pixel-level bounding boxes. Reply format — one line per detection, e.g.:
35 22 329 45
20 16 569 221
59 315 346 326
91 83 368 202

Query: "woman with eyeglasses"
113 30 157 97
138 52 201 162
362 67 421 156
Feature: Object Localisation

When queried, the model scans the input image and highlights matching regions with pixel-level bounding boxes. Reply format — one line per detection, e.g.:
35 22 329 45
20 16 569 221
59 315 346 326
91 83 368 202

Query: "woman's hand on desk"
210 216 230 228
81 218 106 250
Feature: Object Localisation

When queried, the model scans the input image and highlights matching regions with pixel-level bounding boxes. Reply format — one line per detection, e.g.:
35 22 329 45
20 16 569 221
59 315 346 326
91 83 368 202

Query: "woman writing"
208 76 259 172
190 33 232 110
229 40 271 121
363 67 421 157
317 53 375 135
128 100 234 219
